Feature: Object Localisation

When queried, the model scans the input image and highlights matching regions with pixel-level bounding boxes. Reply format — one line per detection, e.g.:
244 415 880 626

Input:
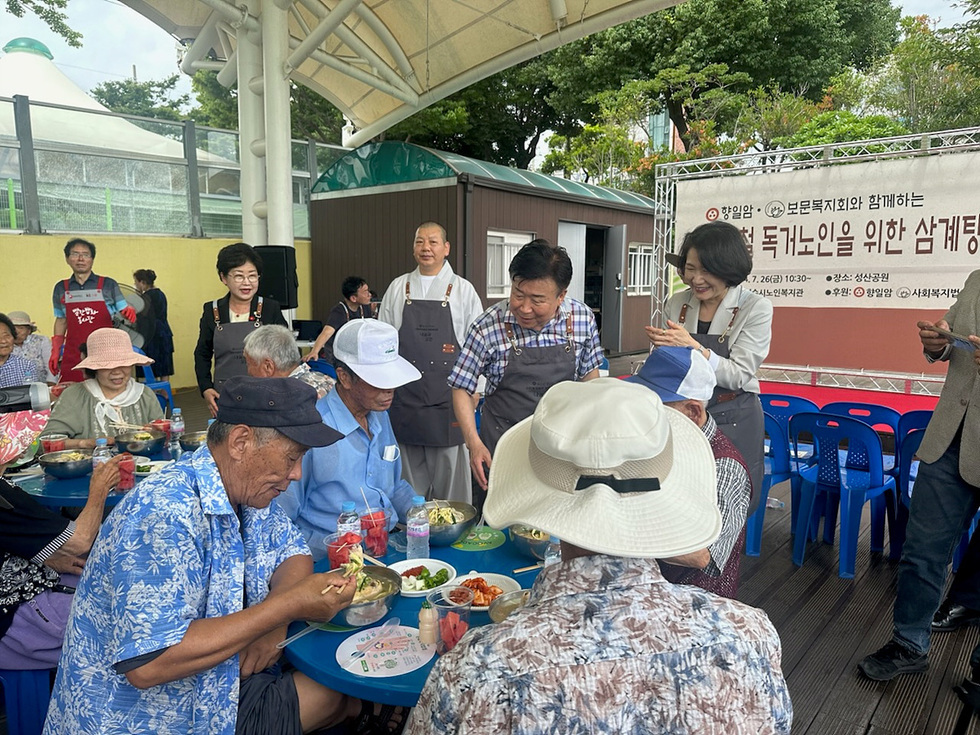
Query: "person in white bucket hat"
628 345 752 598
278 319 422 559
408 378 791 735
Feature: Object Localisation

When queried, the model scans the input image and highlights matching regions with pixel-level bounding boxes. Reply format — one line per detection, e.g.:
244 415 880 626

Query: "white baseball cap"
333 320 421 389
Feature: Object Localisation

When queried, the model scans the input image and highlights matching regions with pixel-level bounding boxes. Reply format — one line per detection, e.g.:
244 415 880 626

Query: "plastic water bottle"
92 437 112 469
544 535 562 567
169 408 185 459
406 495 430 559
766 497 785 509
337 501 361 536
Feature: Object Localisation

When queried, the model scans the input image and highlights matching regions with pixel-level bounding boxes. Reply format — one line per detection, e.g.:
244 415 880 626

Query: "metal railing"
0 94 346 237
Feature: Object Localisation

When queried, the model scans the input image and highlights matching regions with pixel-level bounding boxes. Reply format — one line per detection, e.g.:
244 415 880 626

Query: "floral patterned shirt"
407 555 792 735
44 446 310 735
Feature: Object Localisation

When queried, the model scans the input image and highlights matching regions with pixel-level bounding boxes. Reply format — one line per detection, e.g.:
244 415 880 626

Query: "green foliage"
189 71 238 130
5 0 80 47
541 124 644 188
91 75 189 121
547 0 900 149
866 16 980 131
385 56 564 169
778 110 908 149
736 86 823 151
189 71 343 144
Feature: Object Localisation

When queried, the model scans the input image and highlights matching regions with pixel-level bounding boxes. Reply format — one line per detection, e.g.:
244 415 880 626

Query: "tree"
92 75 189 121
777 110 908 149
385 56 566 169
547 0 900 150
541 124 644 187
5 0 80 47
864 16 980 132
189 71 344 144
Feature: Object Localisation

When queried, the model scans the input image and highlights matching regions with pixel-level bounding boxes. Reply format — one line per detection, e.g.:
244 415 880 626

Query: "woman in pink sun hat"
44 328 164 449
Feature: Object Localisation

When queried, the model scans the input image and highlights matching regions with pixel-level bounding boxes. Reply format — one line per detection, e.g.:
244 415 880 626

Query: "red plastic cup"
117 453 136 491
326 531 363 569
360 510 391 557
150 419 171 441
41 434 67 453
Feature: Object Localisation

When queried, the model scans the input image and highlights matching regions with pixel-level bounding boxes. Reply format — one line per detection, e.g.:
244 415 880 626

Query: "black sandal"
348 699 409 735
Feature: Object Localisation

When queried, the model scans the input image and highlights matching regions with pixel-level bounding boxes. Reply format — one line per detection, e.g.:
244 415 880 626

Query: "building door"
601 225 626 353
557 221 586 303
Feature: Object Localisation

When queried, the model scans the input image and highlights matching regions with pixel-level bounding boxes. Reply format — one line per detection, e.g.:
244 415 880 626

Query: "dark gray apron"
389 280 462 447
212 297 264 392
679 302 764 517
479 315 577 455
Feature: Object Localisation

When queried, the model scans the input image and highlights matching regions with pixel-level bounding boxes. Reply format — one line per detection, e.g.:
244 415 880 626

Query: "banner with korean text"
674 152 978 309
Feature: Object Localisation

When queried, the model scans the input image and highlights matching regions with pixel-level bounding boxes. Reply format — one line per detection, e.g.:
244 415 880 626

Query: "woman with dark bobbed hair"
133 268 174 380
646 221 773 517
193 243 287 417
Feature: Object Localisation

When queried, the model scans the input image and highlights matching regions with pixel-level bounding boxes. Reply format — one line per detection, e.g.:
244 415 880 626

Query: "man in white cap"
627 345 752 597
278 319 422 560
407 378 791 734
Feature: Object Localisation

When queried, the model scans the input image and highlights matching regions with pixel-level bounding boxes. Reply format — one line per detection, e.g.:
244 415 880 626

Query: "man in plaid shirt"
449 239 602 508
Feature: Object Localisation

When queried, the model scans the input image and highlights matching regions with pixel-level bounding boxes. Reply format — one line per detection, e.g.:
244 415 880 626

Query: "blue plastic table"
284 536 542 707
11 449 176 509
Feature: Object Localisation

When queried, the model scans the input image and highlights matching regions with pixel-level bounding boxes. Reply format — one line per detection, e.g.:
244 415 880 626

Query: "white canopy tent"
117 0 681 250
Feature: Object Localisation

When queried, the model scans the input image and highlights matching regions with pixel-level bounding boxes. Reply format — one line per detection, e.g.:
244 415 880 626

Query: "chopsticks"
513 563 543 574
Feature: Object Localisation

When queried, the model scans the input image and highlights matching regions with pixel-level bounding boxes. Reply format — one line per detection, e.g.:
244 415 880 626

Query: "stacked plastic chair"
790 412 897 579
133 346 174 414
759 394 819 532
745 412 797 556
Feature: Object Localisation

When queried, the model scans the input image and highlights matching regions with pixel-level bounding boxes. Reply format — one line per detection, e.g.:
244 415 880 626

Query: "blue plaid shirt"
447 297 602 396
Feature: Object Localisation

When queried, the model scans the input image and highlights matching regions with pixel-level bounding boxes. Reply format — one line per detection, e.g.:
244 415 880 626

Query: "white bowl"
453 571 521 612
387 558 457 598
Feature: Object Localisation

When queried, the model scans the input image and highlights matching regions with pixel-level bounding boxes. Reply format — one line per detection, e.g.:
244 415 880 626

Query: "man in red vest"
49 238 136 383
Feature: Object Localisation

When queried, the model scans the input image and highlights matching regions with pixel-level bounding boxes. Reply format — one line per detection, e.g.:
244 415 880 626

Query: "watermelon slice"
438 611 469 651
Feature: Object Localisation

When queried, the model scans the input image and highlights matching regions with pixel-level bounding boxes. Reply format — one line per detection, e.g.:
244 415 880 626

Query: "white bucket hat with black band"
485 378 721 558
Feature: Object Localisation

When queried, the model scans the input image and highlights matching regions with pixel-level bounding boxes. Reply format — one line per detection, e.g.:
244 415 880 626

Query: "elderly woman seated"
0 312 44 389
44 328 164 449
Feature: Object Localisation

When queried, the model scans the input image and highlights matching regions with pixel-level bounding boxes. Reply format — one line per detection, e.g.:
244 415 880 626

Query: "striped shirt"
447 297 602 396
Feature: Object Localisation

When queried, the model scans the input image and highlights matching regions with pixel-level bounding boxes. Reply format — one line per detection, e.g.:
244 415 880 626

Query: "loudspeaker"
255 245 298 309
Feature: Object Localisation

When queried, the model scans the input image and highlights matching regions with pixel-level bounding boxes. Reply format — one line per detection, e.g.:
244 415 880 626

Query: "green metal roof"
312 140 659 210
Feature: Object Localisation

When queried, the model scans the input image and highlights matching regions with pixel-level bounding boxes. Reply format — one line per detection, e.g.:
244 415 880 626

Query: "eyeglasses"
68 251 93 259
228 273 259 284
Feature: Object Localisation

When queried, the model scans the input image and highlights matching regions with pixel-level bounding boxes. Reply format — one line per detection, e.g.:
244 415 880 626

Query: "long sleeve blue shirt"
276 388 416 561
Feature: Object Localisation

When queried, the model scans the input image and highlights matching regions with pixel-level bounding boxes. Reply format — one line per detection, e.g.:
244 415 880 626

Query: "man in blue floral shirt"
44 377 384 735
408 378 792 734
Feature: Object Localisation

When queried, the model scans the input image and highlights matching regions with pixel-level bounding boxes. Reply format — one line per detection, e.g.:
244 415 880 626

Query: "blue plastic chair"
894 410 933 475
0 668 53 735
760 393 819 528
890 428 925 561
790 412 897 579
821 401 901 474
133 346 174 414
746 411 797 556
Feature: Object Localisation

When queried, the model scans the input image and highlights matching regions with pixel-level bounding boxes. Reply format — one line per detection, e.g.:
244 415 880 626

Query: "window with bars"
627 243 654 296
486 229 534 298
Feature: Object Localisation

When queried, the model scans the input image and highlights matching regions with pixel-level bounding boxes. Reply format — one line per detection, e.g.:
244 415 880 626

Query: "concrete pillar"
237 0 267 246
261 0 294 250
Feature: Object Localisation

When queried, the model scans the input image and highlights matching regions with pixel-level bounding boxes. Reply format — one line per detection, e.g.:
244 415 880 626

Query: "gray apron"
479 315 577 455
212 297 264 392
679 302 764 517
389 280 463 447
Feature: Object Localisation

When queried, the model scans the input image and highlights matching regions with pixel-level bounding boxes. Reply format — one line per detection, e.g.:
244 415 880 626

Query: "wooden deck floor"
741 479 980 735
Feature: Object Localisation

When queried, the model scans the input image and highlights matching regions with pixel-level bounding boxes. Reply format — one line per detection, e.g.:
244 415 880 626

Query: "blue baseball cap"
626 346 716 403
